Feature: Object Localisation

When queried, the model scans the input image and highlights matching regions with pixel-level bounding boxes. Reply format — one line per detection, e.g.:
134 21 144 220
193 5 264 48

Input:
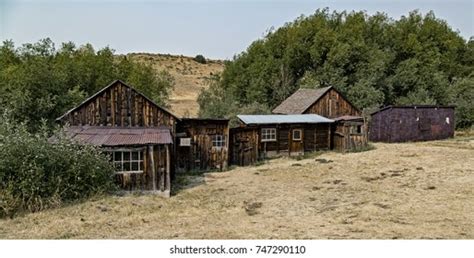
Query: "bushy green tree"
199 9 473 128
0 39 174 131
0 113 116 218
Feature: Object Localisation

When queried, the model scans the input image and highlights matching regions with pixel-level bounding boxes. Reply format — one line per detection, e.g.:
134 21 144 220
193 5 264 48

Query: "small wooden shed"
230 114 334 165
57 80 179 196
369 105 455 142
176 118 230 172
332 116 368 151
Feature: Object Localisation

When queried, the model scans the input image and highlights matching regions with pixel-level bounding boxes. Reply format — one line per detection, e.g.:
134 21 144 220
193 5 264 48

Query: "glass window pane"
123 152 130 161
114 152 121 161
123 162 131 171
132 151 139 160
131 161 138 171
114 162 122 171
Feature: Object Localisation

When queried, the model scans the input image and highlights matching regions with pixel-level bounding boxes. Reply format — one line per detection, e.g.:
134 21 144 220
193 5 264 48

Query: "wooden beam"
148 145 156 191
165 144 171 192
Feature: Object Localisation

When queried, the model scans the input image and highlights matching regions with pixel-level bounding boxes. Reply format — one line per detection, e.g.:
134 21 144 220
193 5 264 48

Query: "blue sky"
1 0 473 59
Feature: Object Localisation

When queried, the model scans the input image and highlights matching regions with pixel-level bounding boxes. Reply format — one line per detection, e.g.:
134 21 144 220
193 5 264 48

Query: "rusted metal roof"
272 86 332 114
64 126 173 146
370 105 456 115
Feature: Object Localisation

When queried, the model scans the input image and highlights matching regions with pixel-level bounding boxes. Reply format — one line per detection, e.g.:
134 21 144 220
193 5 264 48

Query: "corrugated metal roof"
272 86 332 114
370 105 456 115
63 126 173 146
237 114 334 125
334 115 364 121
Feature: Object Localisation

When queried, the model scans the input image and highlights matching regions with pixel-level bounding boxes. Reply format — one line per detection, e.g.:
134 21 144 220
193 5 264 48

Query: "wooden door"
289 128 304 155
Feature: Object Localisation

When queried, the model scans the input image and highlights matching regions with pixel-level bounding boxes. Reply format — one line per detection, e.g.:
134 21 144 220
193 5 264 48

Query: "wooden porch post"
148 145 156 191
165 144 171 194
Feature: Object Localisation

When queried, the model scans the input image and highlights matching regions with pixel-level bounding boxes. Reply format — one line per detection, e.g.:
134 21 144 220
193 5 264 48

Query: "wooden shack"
272 86 368 151
332 116 368 151
369 105 455 143
230 114 334 165
56 80 179 196
176 118 229 172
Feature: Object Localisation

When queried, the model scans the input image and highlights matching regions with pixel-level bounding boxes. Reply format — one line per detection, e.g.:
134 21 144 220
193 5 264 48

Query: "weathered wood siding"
176 119 229 172
305 88 360 118
369 106 455 142
230 123 331 165
332 121 368 151
114 145 170 192
230 127 259 166
61 81 177 132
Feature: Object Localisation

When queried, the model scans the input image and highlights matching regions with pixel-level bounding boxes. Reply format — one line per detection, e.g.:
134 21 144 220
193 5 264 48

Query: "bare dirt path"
1 138 472 239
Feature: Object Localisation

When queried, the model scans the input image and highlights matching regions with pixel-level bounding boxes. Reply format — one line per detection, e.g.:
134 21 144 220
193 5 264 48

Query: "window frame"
292 129 302 141
211 134 225 148
261 128 277 142
106 148 145 174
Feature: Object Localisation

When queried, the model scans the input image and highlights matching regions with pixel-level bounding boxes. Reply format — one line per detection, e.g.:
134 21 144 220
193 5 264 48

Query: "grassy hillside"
127 53 224 117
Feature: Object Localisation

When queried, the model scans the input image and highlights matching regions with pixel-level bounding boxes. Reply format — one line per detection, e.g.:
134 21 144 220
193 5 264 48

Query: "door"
289 128 304 155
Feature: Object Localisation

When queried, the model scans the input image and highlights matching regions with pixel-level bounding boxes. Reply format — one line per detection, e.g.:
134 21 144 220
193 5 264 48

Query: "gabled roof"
61 126 173 146
237 114 334 125
56 79 179 121
272 86 332 114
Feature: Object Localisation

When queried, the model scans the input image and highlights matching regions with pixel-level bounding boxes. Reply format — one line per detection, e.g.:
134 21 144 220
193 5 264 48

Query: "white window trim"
261 128 277 142
292 129 302 141
212 134 225 148
107 149 144 174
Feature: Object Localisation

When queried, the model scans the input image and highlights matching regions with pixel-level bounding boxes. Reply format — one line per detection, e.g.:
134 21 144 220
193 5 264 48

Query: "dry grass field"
127 53 224 117
1 136 473 239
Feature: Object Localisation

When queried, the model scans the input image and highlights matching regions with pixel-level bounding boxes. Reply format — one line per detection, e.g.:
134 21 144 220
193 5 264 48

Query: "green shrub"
193 54 207 64
0 114 116 218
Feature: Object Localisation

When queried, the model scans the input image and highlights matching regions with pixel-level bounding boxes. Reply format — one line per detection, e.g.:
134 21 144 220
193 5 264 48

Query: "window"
261 128 276 142
180 138 191 146
212 135 225 148
292 129 302 141
350 125 363 134
108 149 144 174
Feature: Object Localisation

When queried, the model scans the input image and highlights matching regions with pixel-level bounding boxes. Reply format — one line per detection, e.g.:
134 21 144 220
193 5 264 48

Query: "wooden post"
149 145 156 191
165 144 171 193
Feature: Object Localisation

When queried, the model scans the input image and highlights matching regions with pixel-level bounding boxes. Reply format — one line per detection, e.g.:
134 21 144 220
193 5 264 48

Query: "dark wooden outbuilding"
230 114 334 166
176 118 229 172
272 86 368 151
369 105 455 143
57 80 179 196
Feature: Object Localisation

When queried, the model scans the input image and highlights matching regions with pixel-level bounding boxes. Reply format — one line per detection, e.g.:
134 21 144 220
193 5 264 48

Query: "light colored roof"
334 115 364 121
61 126 173 146
272 86 332 114
237 114 334 125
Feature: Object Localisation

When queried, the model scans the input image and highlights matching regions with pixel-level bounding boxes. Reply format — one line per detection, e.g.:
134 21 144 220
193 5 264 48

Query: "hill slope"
127 53 224 117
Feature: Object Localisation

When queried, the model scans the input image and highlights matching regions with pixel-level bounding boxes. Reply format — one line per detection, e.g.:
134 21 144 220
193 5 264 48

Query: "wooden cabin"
57 80 179 197
369 105 455 143
230 114 334 166
272 86 368 151
176 118 229 172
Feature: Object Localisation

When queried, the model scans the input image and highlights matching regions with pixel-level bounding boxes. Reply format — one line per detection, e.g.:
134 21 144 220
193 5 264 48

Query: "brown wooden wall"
114 145 171 194
305 88 360 118
230 123 331 165
332 121 368 152
60 81 177 132
230 127 259 166
176 119 229 172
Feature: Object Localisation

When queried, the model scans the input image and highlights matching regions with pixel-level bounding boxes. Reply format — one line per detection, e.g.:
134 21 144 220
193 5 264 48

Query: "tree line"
0 38 174 131
198 9 473 128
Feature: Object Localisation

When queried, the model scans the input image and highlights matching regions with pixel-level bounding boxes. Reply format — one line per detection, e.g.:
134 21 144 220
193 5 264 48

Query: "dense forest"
0 38 174 131
198 9 474 128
